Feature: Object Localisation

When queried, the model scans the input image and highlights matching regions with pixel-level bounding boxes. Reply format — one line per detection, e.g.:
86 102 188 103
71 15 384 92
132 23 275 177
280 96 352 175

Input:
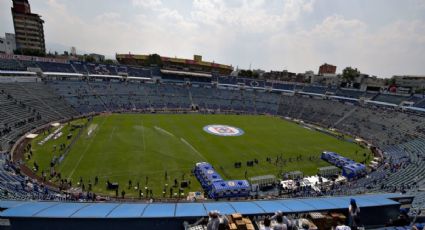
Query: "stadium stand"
374 93 411 105
0 59 25 71
336 88 367 98
0 152 59 200
70 61 88 74
303 85 327 94
11 79 419 201
0 82 79 150
1 58 425 229
414 98 425 109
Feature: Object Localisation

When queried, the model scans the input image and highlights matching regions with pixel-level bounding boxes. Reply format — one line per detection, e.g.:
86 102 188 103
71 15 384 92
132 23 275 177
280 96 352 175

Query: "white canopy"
25 133 38 139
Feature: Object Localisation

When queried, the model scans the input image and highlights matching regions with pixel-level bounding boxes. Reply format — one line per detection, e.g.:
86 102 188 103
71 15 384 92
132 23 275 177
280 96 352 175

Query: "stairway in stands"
86 81 109 112
187 86 194 106
70 63 79 73
17 83 67 118
333 107 357 127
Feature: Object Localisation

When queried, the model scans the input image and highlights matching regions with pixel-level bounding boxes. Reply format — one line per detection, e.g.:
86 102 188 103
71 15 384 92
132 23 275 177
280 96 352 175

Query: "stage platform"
0 193 412 230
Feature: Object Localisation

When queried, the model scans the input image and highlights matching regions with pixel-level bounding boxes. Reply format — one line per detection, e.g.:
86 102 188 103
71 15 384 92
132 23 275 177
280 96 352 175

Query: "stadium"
1 0 425 230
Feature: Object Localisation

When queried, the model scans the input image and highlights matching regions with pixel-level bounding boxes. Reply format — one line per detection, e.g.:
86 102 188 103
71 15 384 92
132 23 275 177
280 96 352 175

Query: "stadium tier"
0 59 425 229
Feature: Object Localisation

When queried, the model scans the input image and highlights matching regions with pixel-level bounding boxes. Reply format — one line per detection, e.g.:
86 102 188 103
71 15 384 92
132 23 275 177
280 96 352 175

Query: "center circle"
203 124 244 136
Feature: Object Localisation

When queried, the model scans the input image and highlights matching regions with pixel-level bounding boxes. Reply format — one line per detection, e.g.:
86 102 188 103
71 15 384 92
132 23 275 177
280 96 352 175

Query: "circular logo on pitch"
203 125 244 136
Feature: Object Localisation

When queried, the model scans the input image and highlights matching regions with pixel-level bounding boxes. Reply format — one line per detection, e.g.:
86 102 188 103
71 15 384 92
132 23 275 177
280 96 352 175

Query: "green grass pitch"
27 114 370 198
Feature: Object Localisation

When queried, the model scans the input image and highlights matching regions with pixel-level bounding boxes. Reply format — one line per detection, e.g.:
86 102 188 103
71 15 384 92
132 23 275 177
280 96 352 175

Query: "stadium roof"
43 72 83 76
0 193 404 218
127 76 151 81
160 69 212 78
0 70 37 75
88 74 122 79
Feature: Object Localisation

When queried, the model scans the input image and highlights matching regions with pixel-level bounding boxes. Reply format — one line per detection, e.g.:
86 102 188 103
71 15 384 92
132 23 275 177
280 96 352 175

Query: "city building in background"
0 33 16 54
262 70 299 82
88 53 105 62
11 0 45 54
70 46 77 56
318 63 337 75
392 75 425 93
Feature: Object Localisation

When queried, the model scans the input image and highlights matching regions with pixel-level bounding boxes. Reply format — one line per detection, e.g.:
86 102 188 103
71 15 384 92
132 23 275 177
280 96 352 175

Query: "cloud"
282 0 315 21
270 15 425 77
95 12 121 22
4 0 423 77
311 15 366 38
190 0 315 32
132 0 162 8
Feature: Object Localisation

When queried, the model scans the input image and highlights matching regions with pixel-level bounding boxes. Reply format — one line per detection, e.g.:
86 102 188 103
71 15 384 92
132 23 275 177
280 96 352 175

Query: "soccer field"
27 114 369 198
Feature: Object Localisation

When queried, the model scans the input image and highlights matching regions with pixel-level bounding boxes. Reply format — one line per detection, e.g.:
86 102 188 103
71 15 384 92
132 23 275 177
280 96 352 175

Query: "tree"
145 54 163 67
84 55 95 63
104 59 115 65
14 48 46 57
415 88 425 94
342 67 360 82
238 69 254 78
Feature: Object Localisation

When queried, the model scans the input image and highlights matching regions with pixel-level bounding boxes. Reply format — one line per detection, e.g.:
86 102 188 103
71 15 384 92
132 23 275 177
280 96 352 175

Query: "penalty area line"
109 127 116 140
180 137 206 161
154 126 175 137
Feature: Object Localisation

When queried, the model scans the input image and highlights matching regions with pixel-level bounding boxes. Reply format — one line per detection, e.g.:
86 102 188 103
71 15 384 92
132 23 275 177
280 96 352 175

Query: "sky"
1 0 425 77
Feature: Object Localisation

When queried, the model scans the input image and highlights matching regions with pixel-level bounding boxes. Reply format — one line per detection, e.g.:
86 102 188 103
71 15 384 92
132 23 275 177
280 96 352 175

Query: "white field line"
154 126 175 137
109 127 116 140
67 118 106 180
180 137 206 161
141 121 146 152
